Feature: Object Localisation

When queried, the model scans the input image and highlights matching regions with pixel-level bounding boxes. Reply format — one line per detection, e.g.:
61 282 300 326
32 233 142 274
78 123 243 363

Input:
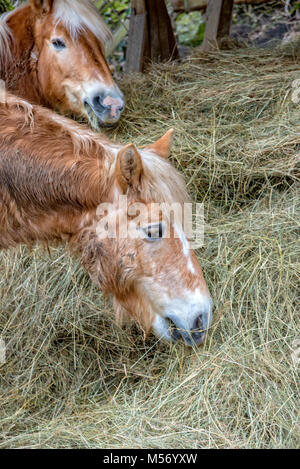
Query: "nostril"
194 314 203 331
165 317 182 341
93 94 110 110
90 94 124 116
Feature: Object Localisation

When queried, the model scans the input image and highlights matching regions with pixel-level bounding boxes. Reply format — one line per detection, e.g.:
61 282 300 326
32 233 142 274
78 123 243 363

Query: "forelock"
0 12 14 68
53 0 112 44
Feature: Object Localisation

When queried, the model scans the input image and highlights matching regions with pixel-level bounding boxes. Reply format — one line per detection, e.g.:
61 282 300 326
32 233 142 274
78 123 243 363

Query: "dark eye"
52 39 66 50
143 223 164 242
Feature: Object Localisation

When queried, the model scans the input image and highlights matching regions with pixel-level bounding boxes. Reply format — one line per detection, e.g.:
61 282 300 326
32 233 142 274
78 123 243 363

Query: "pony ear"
116 144 143 192
144 129 174 159
30 0 53 15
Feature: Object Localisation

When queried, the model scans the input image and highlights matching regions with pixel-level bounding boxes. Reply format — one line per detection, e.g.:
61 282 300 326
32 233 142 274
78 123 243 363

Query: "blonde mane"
0 1 112 50
0 12 13 69
138 149 189 206
53 0 112 44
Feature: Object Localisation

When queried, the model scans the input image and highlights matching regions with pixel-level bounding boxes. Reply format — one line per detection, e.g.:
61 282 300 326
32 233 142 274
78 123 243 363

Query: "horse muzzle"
168 312 209 346
153 297 213 347
84 90 124 129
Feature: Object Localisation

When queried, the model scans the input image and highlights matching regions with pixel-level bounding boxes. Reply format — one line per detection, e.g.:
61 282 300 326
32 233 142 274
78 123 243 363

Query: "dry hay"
0 46 299 448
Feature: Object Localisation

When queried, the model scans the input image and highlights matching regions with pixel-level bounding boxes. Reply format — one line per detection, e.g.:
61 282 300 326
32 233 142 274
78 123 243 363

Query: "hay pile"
0 47 299 448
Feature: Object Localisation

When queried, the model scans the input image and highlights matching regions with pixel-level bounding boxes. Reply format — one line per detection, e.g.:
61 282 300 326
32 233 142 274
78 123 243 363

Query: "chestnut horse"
0 93 212 346
0 0 124 128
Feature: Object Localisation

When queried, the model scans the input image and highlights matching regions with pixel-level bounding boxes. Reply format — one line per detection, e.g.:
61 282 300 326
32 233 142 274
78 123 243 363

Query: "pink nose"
103 95 124 118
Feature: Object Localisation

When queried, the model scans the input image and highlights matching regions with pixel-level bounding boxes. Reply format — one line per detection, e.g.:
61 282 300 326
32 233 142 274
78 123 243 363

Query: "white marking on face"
83 81 123 101
151 287 212 344
138 275 212 339
174 224 195 274
79 81 124 125
187 258 195 274
102 95 124 117
80 81 107 103
162 287 212 330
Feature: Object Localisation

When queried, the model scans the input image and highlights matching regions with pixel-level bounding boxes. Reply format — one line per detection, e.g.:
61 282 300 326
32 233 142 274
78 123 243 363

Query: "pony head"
26 0 124 128
79 133 213 346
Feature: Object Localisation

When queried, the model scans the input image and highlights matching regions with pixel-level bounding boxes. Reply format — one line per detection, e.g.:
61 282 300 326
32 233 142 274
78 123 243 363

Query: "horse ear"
116 144 143 192
144 129 174 159
30 0 53 15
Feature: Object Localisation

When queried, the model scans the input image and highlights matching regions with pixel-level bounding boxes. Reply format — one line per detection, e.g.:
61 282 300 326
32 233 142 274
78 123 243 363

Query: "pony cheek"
38 50 71 108
37 60 50 95
37 51 60 100
62 80 85 114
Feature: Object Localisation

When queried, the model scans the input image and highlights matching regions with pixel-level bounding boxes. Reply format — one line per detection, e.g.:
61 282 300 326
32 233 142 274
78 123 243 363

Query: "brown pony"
0 0 124 128
0 93 212 346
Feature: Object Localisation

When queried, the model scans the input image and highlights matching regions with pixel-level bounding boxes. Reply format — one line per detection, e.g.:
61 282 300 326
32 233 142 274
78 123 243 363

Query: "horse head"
79 133 213 346
4 0 124 128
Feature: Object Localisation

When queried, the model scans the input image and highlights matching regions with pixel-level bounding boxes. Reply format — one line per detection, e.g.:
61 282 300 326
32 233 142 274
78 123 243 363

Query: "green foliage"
0 0 14 14
94 0 130 29
93 1 206 46
290 1 300 15
175 11 205 47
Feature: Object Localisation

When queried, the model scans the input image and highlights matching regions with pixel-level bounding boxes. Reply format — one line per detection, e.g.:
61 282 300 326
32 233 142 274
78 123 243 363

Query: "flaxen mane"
53 0 112 43
0 12 13 71
0 0 111 47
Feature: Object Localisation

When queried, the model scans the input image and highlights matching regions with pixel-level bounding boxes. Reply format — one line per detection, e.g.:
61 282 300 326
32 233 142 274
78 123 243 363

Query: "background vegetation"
0 0 13 14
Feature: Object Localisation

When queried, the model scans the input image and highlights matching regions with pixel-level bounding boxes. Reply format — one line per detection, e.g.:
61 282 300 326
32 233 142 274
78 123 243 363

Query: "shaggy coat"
0 94 211 343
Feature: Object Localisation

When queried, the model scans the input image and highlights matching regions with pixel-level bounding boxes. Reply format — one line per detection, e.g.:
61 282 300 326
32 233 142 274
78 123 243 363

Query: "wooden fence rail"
170 0 274 11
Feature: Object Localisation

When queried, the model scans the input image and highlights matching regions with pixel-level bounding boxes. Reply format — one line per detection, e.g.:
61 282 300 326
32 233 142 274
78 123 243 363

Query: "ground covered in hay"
0 47 299 449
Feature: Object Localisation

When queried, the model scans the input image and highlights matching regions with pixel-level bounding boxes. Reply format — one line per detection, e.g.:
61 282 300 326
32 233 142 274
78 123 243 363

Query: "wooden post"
146 0 179 63
201 0 234 52
126 0 179 73
126 0 148 72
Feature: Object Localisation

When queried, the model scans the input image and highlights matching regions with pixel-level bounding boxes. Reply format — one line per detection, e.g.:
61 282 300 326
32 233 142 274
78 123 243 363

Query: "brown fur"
0 94 209 333
0 2 116 121
0 95 109 247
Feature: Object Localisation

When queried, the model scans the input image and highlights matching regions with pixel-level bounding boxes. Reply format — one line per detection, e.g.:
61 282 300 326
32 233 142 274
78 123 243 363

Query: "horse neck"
0 193 97 249
0 103 117 249
1 6 44 105
0 139 106 248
